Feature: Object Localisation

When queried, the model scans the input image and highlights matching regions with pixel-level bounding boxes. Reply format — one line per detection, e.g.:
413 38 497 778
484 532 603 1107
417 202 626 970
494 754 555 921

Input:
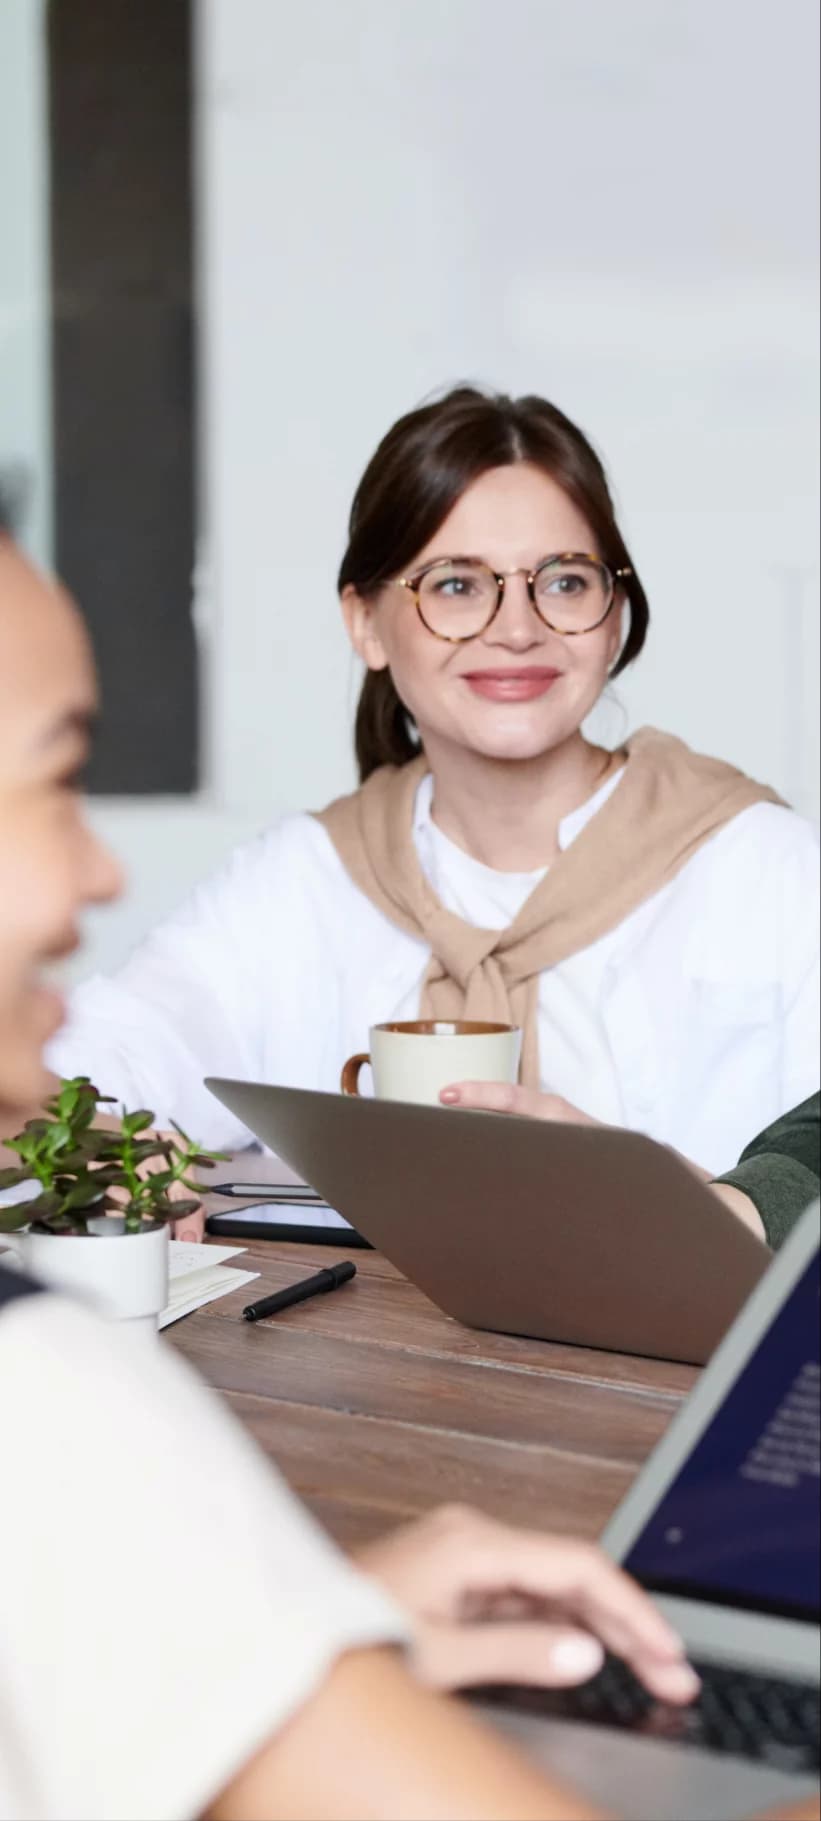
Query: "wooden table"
170 1233 698 1550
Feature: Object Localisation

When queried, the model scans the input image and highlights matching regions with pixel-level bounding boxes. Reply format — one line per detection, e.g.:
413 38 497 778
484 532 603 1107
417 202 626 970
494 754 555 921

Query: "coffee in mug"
340 1020 521 1107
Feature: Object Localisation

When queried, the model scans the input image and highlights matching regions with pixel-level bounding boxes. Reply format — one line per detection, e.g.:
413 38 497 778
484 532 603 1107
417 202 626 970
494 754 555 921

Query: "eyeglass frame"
394 551 633 644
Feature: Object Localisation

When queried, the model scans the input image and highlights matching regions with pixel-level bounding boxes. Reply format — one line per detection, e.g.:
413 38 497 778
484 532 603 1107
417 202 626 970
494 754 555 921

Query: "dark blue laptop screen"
625 1251 820 1622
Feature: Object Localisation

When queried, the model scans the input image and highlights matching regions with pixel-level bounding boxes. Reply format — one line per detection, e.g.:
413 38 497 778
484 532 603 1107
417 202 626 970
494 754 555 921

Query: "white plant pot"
6 1219 169 1333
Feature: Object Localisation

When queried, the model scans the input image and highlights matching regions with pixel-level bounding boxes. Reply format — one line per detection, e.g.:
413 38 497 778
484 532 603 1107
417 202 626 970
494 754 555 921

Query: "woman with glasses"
50 387 819 1230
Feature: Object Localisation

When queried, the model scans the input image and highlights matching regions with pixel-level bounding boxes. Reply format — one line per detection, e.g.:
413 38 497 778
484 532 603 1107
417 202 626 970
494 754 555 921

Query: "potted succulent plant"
0 1076 224 1330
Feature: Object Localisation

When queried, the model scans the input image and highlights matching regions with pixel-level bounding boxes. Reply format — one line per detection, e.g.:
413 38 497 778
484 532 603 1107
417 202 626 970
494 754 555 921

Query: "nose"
481 571 545 652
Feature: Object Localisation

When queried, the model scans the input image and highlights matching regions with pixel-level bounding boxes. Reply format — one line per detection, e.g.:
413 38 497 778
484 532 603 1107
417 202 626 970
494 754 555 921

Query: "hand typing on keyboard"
357 1506 700 1701
488 1653 820 1776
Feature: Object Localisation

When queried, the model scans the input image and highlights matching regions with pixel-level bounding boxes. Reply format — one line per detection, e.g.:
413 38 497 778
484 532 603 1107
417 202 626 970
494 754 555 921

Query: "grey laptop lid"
204 1078 770 1365
603 1203 820 1678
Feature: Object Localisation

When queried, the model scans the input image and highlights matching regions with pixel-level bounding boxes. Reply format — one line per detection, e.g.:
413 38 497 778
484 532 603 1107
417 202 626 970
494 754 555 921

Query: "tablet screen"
624 1252 820 1623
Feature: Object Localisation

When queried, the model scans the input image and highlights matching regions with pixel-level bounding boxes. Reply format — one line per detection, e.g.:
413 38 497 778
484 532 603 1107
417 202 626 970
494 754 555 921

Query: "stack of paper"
160 1240 260 1330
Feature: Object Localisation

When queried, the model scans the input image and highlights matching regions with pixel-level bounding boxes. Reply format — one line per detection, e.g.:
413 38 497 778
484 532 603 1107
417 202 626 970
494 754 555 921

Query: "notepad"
159 1240 260 1329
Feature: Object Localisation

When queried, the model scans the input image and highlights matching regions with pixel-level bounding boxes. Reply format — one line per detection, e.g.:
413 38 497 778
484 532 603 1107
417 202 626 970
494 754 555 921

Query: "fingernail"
548 1635 604 1681
440 1088 459 1104
658 1662 701 1700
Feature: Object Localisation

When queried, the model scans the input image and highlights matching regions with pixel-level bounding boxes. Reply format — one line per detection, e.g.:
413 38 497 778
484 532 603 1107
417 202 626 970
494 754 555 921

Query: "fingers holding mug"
341 1053 371 1096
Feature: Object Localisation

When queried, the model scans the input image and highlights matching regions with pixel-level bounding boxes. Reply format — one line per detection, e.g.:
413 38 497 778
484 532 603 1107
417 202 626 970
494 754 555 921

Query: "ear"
340 584 389 672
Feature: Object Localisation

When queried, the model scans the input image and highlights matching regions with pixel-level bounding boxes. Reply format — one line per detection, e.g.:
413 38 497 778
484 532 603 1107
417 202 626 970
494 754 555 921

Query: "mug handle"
340 1053 370 1095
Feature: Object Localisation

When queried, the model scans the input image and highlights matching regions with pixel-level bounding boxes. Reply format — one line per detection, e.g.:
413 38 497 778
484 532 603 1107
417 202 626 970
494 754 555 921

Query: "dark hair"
338 386 650 782
0 487 17 539
0 467 28 540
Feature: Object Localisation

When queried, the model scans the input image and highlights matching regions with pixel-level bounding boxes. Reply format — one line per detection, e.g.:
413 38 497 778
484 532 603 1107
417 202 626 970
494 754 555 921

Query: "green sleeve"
714 1093 820 1250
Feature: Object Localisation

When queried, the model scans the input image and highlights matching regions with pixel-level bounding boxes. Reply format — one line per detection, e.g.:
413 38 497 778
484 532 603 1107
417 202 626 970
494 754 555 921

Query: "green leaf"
91 1134 127 1159
153 1197 201 1221
141 1169 175 1190
0 1202 37 1232
59 1179 108 1214
0 1166 28 1190
45 1123 72 1152
11 1190 63 1226
52 1140 110 1170
122 1110 154 1136
86 1166 130 1188
128 1140 172 1165
31 1213 75 1235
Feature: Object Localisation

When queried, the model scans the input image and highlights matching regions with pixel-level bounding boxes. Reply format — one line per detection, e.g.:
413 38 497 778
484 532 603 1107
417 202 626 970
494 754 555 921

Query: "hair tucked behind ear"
339 385 649 782
354 671 419 781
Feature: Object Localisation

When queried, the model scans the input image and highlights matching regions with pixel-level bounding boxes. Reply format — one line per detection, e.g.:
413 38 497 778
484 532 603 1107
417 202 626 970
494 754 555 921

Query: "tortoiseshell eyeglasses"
394 552 631 643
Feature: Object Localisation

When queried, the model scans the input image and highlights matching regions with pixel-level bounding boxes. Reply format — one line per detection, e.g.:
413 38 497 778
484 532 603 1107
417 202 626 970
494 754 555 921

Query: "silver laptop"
475 1204 820 1819
205 1078 770 1364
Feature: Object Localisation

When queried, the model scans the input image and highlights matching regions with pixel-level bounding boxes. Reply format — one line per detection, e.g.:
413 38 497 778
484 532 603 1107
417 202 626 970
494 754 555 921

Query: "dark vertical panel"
49 0 197 793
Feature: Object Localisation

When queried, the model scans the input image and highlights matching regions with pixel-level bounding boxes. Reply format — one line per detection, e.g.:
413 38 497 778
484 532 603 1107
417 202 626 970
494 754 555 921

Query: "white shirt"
51 781 820 1175
0 1289 404 1821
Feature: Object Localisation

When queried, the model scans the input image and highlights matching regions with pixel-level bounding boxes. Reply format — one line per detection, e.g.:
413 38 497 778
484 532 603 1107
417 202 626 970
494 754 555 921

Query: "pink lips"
461 667 562 702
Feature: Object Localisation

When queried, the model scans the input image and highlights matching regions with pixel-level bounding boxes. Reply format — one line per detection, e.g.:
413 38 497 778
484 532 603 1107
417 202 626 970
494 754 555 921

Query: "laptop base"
478 1704 818 1821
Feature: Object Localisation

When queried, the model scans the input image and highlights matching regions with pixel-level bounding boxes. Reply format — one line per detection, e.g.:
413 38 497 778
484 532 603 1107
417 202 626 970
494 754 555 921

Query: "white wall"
0 0 52 564
7 0 821 980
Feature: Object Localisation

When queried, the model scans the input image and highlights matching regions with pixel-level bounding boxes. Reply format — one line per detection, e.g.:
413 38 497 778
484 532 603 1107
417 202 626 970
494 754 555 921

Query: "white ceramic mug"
340 1020 522 1107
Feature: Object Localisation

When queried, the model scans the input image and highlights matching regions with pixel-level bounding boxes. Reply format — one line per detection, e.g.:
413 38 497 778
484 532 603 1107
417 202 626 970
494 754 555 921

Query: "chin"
460 720 573 765
0 1016 59 1122
0 1069 49 1129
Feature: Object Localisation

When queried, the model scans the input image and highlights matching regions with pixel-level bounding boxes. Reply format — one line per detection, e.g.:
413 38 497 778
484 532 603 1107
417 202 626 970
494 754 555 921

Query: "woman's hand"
438 1086 769 1241
440 1082 598 1125
708 1181 766 1241
356 1504 700 1702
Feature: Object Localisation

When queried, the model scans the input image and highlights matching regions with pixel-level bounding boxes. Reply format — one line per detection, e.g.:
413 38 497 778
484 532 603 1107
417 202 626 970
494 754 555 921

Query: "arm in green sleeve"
714 1092 820 1250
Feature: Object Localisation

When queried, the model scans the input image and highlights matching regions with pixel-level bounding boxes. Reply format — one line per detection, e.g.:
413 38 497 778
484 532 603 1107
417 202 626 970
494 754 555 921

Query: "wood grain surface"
170 1235 697 1549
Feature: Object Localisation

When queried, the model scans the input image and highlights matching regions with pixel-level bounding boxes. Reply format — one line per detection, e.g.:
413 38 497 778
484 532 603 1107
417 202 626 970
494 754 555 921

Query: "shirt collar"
414 765 625 857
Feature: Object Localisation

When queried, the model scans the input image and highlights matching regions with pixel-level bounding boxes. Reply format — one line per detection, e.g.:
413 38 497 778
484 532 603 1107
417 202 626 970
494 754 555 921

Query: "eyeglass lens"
413 556 613 639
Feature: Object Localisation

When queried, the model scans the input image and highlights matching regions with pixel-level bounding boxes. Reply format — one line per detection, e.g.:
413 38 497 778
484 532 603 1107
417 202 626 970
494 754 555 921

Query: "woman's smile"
459 666 563 703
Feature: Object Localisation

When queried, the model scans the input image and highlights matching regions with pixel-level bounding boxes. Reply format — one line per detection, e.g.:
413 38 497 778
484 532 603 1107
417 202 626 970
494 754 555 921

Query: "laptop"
205 1078 770 1364
474 1204 821 1819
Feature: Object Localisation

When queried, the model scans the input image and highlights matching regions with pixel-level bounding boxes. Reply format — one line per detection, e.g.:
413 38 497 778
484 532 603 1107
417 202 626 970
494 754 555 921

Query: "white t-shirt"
50 776 820 1175
0 1289 404 1821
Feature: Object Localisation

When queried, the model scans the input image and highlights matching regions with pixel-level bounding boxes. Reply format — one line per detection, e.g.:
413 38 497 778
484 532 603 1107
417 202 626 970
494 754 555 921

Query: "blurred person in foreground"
1 503 817 1821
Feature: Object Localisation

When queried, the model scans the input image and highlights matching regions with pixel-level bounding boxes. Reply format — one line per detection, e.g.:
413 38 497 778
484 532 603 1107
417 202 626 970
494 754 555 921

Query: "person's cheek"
17 813 77 968
380 624 442 726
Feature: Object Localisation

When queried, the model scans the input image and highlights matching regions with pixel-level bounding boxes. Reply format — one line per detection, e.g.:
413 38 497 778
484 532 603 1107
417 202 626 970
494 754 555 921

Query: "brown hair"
337 386 650 782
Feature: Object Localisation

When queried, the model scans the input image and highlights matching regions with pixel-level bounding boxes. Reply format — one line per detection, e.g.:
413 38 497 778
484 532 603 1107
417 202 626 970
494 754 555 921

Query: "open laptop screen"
624 1252 820 1624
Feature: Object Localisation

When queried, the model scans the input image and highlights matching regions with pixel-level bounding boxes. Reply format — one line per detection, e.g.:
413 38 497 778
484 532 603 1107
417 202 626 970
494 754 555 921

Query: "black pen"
242 1260 357 1323
214 1182 325 1202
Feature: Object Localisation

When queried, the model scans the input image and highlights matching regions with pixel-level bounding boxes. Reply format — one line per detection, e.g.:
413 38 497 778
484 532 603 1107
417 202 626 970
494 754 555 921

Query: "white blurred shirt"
0 1289 404 1821
50 778 820 1175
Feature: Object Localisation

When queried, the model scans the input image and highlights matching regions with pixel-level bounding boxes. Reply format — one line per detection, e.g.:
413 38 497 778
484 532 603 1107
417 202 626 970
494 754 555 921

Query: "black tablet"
205 1201 372 1248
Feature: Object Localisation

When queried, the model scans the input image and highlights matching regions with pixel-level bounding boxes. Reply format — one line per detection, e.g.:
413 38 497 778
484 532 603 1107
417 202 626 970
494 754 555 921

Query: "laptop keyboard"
478 1655 820 1773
